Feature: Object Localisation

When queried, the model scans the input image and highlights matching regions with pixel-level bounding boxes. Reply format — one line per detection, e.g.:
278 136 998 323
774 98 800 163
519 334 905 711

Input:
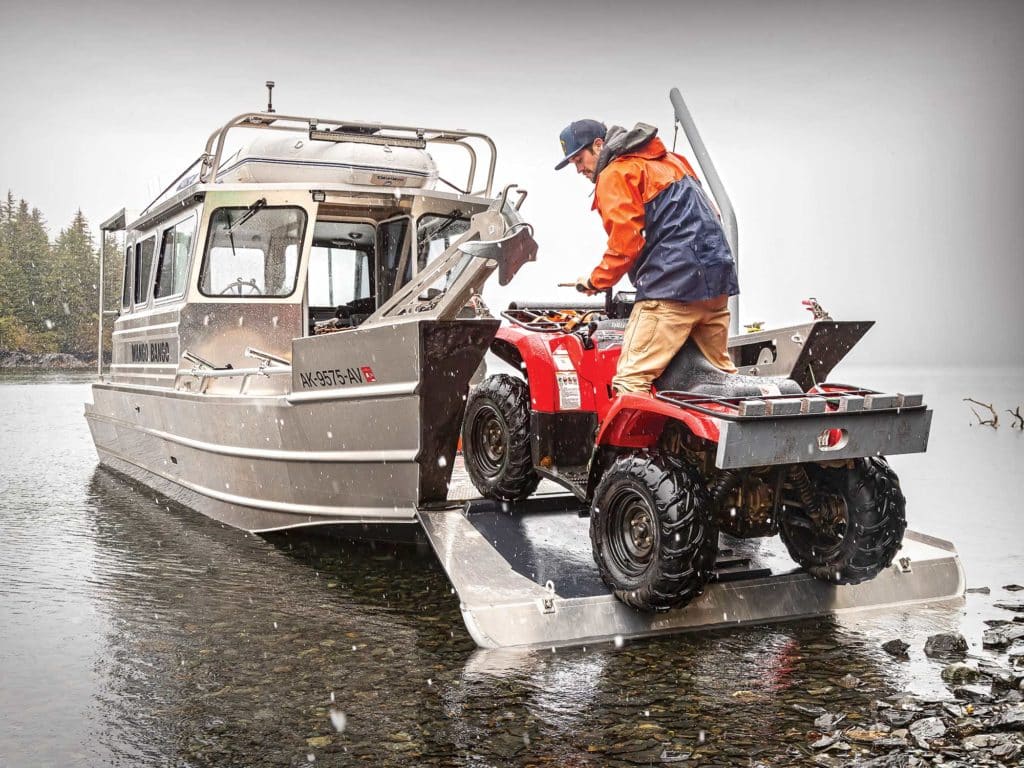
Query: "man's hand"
574 275 598 296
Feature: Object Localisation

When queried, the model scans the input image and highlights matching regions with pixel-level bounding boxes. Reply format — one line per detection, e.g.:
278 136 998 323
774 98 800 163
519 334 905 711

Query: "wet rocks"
924 632 968 659
991 703 1024 731
982 623 1024 649
844 726 891 744
994 599 1024 612
880 708 917 728
793 703 828 717
941 662 980 684
881 639 909 658
814 712 846 731
953 684 994 702
1004 584 1024 592
908 716 946 747
837 673 862 689
966 586 991 594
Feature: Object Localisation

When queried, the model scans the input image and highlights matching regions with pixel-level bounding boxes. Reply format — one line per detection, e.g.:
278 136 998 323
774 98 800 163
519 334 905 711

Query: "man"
555 119 740 394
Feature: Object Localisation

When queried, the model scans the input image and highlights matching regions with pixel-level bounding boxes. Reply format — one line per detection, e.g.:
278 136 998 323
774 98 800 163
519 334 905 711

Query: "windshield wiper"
229 197 267 232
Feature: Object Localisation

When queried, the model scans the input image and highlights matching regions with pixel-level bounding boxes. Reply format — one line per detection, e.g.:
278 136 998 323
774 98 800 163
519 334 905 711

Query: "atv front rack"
501 307 603 333
655 384 932 469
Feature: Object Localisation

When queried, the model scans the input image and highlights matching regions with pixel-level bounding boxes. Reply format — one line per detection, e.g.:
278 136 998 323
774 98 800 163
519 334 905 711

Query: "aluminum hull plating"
85 319 497 532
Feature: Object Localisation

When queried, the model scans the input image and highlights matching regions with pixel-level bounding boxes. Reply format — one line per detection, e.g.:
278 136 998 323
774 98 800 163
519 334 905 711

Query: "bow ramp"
418 491 964 650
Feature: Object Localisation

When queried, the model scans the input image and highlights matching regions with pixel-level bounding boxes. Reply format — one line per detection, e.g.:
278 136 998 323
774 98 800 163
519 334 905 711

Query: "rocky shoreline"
799 589 1024 767
0 350 92 369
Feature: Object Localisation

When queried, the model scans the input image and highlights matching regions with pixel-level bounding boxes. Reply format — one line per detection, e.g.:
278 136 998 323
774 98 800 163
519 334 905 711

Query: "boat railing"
201 112 495 194
177 346 291 395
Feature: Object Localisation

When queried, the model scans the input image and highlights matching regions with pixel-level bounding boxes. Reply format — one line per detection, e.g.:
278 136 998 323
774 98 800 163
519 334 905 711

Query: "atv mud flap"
417 497 963 649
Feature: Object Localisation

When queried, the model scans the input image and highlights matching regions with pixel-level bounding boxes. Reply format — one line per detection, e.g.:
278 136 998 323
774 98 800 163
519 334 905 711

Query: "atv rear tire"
462 375 540 501
590 454 718 612
779 457 906 585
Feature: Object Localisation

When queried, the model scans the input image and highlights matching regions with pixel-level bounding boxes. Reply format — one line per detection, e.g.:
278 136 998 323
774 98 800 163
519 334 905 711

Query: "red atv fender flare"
596 394 721 450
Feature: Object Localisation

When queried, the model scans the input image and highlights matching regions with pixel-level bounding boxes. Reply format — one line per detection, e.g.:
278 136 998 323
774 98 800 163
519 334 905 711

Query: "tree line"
0 191 121 360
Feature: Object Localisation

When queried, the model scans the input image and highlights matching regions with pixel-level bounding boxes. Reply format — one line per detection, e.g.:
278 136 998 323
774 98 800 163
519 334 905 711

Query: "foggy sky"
1 0 1021 366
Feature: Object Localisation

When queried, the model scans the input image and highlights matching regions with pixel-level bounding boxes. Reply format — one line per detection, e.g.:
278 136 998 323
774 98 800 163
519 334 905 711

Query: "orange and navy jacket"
590 136 739 302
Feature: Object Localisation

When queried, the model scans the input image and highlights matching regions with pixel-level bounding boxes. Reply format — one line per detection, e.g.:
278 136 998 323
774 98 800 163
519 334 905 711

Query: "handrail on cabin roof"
199 112 496 196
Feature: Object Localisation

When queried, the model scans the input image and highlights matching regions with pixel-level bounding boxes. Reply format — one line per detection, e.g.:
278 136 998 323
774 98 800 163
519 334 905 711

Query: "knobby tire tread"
590 453 718 612
780 457 907 585
462 375 540 501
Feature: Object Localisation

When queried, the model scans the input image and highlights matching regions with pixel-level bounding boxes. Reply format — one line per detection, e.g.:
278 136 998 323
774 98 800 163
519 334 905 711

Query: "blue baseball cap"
555 119 607 170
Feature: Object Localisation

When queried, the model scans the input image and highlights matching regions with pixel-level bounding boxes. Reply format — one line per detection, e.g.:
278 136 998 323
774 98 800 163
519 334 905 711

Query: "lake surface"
0 367 1021 767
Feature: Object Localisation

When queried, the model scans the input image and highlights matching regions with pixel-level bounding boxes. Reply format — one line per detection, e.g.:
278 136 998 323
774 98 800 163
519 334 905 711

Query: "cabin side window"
415 213 472 290
153 214 197 300
121 245 133 310
133 236 156 306
199 206 307 298
417 213 471 268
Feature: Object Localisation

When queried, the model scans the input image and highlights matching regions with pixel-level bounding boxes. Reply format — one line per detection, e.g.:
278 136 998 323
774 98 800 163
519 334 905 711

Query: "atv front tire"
779 457 906 585
462 374 540 501
590 454 718 612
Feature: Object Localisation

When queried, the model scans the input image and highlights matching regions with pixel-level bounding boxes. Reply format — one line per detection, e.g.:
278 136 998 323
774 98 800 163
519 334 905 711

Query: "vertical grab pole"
97 233 104 377
669 88 739 334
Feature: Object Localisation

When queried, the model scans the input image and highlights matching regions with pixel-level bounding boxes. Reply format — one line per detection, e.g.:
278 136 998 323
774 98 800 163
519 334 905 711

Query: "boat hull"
85 319 497 532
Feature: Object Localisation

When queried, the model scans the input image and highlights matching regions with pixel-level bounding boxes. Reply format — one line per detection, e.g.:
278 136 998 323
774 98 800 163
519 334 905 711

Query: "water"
0 368 1021 767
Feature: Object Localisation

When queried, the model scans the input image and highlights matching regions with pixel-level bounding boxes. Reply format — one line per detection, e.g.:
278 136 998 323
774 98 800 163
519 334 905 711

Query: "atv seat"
654 339 803 398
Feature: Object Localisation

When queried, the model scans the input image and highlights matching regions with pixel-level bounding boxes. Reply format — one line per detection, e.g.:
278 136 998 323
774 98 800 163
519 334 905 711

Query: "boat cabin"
101 111 523 395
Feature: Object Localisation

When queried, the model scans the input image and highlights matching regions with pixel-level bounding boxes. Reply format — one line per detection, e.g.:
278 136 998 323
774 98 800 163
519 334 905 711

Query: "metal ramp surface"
417 496 964 649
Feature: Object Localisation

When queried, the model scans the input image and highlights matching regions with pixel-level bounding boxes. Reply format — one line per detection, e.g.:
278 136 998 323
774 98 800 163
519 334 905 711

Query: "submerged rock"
1004 584 1024 592
924 632 968 658
941 662 979 684
881 639 909 658
966 586 991 594
837 673 862 689
994 600 1024 612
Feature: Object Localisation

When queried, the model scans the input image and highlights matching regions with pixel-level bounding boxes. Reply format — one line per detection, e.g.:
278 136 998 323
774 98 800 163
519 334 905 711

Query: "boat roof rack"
135 112 499 222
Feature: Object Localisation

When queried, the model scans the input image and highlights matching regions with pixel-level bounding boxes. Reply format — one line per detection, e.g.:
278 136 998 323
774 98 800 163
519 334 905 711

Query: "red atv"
460 290 932 612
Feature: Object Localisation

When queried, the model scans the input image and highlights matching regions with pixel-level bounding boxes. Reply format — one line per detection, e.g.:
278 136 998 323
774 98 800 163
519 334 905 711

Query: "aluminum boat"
85 89 963 649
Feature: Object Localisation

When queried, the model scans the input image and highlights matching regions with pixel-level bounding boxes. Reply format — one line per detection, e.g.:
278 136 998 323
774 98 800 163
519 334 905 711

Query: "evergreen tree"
46 210 98 354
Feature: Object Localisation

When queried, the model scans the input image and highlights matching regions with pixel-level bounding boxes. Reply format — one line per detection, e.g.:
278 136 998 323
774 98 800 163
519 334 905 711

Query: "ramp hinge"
897 556 912 574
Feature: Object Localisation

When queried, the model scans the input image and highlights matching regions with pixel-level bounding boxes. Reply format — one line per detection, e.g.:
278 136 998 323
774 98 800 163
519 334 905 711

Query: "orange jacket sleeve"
590 160 646 289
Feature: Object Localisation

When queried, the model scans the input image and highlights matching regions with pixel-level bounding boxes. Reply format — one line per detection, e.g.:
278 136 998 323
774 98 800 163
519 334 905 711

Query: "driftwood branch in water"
963 397 999 428
1007 406 1024 430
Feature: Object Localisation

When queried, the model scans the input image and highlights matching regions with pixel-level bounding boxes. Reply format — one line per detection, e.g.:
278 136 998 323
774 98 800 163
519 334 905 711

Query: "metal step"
417 495 964 649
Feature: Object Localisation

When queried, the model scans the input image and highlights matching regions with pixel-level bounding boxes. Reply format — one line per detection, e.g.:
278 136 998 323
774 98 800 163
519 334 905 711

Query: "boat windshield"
199 205 307 298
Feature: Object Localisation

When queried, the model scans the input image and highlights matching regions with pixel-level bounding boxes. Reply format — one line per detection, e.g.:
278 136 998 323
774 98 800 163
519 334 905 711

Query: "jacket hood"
594 122 661 178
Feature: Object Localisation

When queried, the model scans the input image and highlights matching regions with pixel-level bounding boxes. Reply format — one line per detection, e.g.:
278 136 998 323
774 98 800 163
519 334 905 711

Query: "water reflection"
85 468 475 766
81 466 964 767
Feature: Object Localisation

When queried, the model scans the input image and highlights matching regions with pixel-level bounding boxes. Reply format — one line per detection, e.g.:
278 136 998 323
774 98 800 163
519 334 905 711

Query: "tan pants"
612 295 737 394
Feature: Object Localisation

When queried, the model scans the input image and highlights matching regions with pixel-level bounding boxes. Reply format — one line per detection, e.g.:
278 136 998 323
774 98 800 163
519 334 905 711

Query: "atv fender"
596 393 720 451
490 325 580 411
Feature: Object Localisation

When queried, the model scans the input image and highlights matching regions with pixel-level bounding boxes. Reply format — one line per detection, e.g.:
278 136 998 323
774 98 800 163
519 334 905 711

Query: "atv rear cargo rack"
655 384 932 469
657 384 926 421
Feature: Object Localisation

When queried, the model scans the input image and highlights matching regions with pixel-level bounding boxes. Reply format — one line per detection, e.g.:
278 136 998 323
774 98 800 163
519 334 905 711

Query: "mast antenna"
265 81 276 113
